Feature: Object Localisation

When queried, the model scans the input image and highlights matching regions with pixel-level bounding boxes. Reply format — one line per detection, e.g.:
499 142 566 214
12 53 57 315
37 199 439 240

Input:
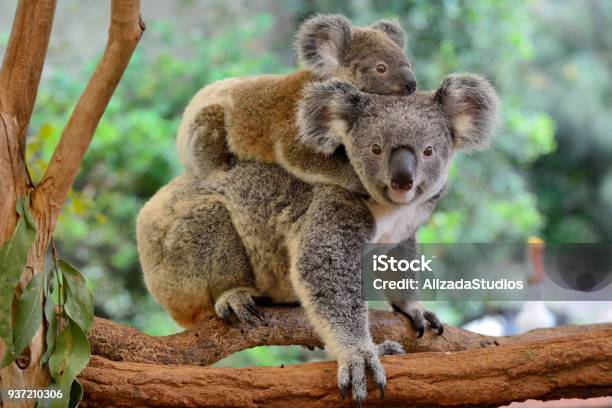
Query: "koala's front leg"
388 238 444 336
290 189 404 403
277 136 368 195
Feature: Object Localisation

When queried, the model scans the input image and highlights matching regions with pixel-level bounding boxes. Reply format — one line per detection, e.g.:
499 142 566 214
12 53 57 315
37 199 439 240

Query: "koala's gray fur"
138 73 498 403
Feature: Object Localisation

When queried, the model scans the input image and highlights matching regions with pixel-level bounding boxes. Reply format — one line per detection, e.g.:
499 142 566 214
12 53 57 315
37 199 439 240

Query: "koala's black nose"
400 66 417 95
389 147 416 191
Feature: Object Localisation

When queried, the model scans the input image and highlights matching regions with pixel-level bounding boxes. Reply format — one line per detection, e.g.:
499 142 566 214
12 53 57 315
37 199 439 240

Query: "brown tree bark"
89 306 612 366
0 1 143 407
79 328 612 407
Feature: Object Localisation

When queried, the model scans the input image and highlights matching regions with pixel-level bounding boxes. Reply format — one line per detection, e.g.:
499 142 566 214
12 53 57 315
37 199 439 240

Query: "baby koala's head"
295 14 416 96
297 74 500 206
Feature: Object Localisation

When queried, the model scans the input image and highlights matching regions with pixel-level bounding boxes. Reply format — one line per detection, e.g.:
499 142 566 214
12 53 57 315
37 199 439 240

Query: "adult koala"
137 74 498 403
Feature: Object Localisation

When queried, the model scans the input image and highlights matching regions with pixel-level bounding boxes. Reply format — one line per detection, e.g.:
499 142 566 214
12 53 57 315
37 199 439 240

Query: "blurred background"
1 0 611 369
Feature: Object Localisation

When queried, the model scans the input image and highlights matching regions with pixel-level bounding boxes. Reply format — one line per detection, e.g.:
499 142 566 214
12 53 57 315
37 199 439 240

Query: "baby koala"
176 14 416 193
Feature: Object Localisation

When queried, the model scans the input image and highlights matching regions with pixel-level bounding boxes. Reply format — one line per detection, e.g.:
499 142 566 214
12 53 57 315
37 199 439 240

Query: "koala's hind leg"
164 201 261 327
184 104 233 177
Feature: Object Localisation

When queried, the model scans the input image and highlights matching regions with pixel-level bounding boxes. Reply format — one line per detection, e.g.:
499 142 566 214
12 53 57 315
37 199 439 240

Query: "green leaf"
49 318 90 390
2 272 43 367
38 382 69 408
42 284 59 365
60 261 93 333
0 196 37 366
68 379 84 408
41 378 84 408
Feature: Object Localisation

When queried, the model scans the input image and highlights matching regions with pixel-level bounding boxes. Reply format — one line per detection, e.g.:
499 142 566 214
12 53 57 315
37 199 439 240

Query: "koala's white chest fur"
367 200 431 244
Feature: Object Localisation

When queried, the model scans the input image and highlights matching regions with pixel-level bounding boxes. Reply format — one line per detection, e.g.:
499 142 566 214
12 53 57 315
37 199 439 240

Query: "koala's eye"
376 64 387 73
423 146 434 157
371 144 382 155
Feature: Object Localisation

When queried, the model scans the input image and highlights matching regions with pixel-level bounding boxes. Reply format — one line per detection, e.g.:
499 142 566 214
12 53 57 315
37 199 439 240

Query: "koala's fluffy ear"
297 79 364 155
371 20 406 48
295 14 353 76
435 74 500 151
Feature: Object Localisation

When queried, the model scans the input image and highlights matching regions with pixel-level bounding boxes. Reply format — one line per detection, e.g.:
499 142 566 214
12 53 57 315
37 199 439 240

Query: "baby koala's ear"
435 74 500 151
295 14 352 76
371 19 406 48
297 79 364 155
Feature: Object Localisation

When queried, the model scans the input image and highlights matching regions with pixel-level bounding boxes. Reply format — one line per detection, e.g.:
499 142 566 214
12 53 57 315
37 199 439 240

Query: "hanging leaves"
1 272 43 366
0 198 93 407
43 317 90 408
0 196 37 366
49 317 90 389
41 254 93 407
60 260 94 333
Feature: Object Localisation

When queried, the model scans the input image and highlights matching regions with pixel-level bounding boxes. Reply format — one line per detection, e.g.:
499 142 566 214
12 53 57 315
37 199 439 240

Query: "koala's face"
344 28 416 96
298 74 500 206
295 15 417 96
347 97 453 204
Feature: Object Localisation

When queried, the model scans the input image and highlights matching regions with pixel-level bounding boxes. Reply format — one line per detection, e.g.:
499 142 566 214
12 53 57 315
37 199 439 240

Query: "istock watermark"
361 243 612 301
372 254 434 272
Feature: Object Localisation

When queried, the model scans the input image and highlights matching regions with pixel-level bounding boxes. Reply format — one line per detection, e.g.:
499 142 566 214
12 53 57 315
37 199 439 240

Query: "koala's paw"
337 341 404 405
392 302 444 337
214 288 263 326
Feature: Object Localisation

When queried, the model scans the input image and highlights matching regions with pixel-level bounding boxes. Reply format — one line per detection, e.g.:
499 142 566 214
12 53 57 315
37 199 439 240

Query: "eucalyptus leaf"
38 378 84 408
68 379 84 408
49 318 91 389
60 260 93 333
42 285 59 365
38 382 68 408
8 272 43 363
0 196 37 366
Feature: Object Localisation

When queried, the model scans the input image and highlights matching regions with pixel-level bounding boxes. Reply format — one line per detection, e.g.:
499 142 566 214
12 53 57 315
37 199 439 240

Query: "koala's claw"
245 301 264 321
214 288 262 326
424 310 444 336
393 303 444 337
378 383 385 400
337 341 398 404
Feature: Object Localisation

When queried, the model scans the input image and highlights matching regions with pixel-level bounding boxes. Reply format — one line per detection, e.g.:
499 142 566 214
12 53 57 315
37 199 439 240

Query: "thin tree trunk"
0 3 58 405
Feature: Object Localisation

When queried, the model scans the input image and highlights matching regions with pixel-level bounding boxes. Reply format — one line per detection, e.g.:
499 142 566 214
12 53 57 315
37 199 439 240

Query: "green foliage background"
2 0 610 367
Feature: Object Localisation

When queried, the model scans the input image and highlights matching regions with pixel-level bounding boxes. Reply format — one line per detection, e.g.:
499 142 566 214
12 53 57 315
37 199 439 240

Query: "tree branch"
0 0 56 242
32 0 145 238
0 0 57 141
79 328 612 407
89 306 612 366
